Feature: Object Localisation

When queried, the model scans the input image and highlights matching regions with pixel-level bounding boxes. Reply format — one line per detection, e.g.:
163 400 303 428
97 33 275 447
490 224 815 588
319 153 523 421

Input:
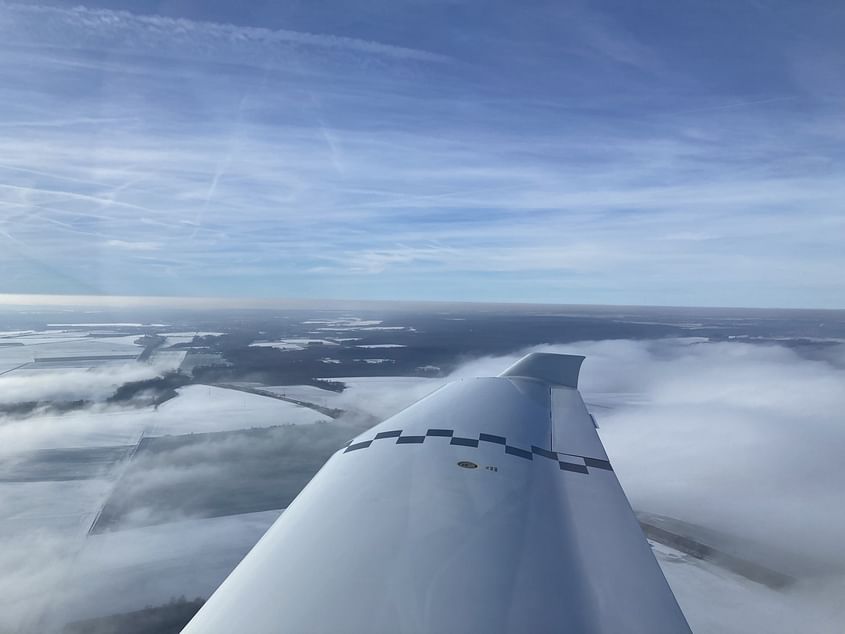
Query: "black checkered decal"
343 428 612 474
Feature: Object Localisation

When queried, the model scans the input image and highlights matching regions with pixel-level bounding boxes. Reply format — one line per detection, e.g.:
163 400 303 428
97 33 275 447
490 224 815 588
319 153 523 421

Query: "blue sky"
0 1 843 308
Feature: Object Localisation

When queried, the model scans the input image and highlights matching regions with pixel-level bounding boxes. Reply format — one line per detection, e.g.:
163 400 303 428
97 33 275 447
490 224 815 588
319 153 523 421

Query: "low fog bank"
0 372 364 631
0 362 179 408
445 339 845 631
92 422 370 533
452 341 845 566
321 338 845 631
1 337 843 632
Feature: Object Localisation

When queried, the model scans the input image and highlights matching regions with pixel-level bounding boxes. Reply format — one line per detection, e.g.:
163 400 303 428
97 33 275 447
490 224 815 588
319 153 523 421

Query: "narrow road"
0 362 31 376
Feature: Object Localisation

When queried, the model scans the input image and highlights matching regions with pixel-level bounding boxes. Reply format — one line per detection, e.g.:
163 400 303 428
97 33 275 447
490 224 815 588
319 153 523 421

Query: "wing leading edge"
183 353 691 633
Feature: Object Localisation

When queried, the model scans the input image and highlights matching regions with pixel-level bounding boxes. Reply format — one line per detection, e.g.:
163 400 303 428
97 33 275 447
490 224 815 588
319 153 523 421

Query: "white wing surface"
183 353 691 633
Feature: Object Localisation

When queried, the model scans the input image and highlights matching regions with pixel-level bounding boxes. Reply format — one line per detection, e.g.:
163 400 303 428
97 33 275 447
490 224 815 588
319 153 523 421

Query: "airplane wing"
183 353 691 633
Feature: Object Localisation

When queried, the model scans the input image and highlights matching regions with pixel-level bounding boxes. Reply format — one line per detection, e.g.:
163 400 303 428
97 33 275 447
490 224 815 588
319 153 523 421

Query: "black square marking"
531 446 558 460
344 426 609 478
558 452 586 466
559 461 589 474
397 436 425 444
584 457 613 471
559 455 586 469
505 446 533 460
344 441 372 453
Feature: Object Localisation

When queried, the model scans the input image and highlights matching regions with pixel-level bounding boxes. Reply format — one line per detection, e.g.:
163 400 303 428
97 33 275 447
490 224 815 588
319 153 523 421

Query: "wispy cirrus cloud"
0 2 449 64
0 1 842 306
103 240 161 252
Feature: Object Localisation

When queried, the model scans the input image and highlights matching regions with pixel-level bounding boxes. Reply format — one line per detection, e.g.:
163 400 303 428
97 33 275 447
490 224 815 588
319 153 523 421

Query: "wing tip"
500 352 585 388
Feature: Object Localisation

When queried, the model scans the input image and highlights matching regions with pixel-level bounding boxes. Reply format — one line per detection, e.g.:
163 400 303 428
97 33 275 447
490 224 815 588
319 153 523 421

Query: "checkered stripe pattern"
343 428 612 474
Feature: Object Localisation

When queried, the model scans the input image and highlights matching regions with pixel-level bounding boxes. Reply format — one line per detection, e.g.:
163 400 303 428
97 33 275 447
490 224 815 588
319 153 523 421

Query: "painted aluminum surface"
184 353 690 633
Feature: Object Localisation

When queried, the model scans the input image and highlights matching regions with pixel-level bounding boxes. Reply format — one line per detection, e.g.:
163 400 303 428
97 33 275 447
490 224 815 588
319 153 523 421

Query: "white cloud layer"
0 362 170 406
1 3 448 64
0 338 844 631
443 339 845 632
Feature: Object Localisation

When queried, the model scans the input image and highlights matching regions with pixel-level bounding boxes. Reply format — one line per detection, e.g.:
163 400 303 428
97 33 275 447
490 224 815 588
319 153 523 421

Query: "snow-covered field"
0 381 333 632
261 385 344 406
298 316 415 334
252 338 338 348
1 334 843 632
149 385 330 434
0 330 145 374
302 318 382 327
265 376 442 420
0 385 330 453
248 342 305 350
315 325 412 331
327 376 443 420
159 332 223 345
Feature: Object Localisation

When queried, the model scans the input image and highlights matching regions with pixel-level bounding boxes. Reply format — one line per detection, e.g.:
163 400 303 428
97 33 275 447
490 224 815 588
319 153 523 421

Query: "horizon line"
0 293 841 313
